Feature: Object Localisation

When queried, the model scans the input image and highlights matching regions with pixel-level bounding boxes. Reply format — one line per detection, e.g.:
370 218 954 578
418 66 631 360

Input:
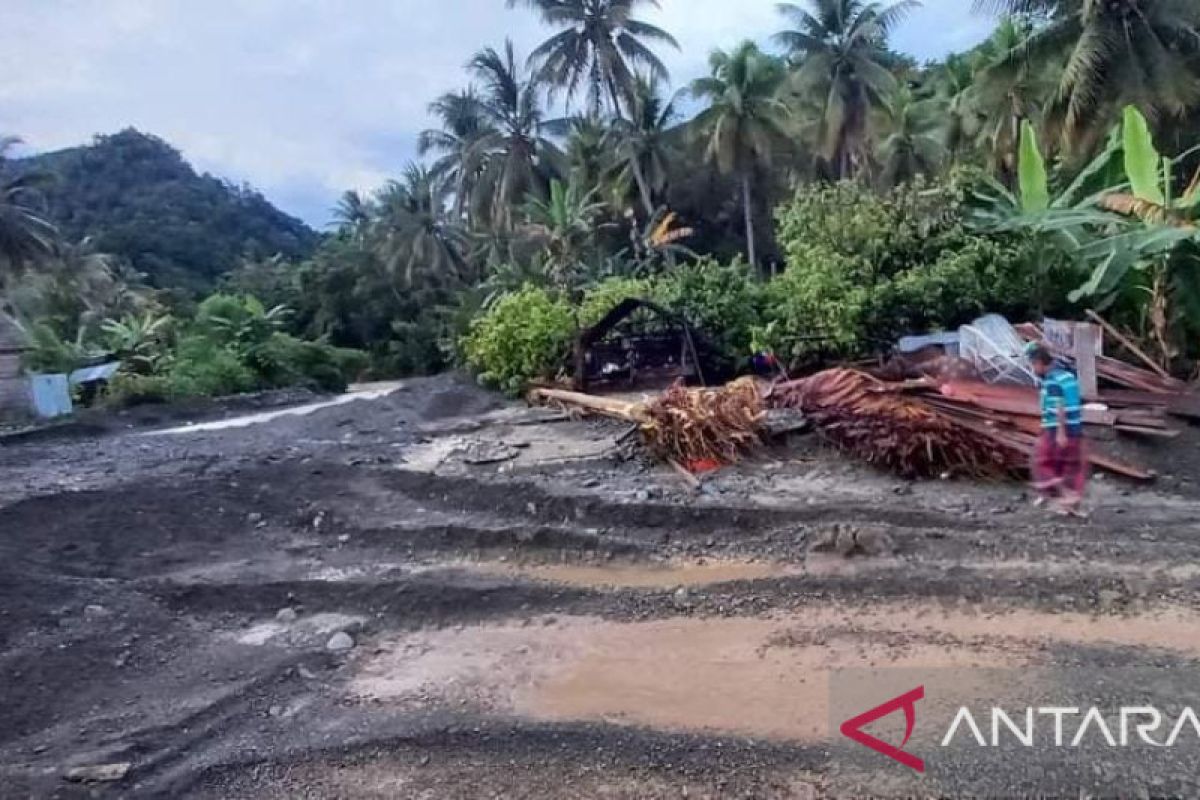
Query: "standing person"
1026 342 1087 516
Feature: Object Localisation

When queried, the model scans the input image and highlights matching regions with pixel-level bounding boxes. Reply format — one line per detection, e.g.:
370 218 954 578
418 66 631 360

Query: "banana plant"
1070 107 1200 303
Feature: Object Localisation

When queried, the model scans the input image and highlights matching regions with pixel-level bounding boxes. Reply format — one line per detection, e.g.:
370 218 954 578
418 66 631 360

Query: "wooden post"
1074 323 1099 400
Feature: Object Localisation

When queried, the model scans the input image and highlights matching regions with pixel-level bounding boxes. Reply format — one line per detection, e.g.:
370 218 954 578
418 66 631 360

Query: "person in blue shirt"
1026 342 1087 516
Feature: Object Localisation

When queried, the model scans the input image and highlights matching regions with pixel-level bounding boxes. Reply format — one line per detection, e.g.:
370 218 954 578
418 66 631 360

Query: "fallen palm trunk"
768 369 1027 479
529 378 766 468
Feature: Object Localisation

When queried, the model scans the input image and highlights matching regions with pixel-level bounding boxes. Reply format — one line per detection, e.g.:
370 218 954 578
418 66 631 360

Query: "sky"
0 1 997 229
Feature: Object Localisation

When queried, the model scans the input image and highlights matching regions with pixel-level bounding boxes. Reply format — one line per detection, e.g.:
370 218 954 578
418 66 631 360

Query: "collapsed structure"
533 314 1199 482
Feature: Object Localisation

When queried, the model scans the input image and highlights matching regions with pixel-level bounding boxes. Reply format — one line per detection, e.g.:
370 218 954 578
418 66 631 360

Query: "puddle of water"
147 382 404 435
350 603 1200 742
474 559 797 589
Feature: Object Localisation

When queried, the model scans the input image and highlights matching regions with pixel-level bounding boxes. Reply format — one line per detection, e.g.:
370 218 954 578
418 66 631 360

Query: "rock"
83 604 110 620
275 607 298 623
634 490 651 502
809 529 838 552
297 665 317 680
268 704 283 717
247 512 263 524
855 528 896 557
336 533 351 544
673 587 691 608
1098 589 1122 610
834 527 858 557
65 763 130 783
326 631 355 652
312 511 326 531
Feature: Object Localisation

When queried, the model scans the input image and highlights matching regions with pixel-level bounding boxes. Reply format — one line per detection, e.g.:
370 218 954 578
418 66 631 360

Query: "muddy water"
473 559 799 589
350 603 1200 742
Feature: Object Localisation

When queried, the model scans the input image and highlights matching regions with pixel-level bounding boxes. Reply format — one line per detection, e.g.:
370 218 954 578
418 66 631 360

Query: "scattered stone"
268 705 283 717
809 529 838 552
247 512 263 524
275 607 298 623
297 665 318 680
673 587 691 608
855 527 896 557
1097 589 1122 610
326 631 355 652
634 489 651 502
65 763 130 783
834 527 858 557
336 533 351 544
83 604 111 620
312 511 326 531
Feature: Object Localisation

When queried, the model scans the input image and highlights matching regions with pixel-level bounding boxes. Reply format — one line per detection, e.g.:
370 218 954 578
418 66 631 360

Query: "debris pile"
529 378 765 470
531 313 1197 483
767 368 1026 479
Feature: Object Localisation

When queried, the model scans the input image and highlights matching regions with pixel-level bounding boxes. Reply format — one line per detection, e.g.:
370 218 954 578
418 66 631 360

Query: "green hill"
20 129 320 292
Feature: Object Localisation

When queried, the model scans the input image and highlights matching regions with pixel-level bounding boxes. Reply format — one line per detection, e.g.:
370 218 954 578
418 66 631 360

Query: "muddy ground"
3 374 1200 798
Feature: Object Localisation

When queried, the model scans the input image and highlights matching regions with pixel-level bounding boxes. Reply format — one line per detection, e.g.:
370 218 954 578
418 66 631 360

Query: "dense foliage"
770 179 1044 356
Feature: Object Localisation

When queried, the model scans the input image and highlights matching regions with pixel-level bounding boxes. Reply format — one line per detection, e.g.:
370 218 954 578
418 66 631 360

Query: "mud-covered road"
4 375 1200 798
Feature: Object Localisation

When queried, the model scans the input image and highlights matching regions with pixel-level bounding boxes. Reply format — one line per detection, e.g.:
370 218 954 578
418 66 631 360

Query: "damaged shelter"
572 297 710 391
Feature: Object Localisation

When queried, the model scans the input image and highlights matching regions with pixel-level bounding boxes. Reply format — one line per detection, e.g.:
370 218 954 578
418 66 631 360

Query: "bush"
247 332 367 393
103 374 174 407
656 257 764 363
462 286 574 395
771 179 1037 358
578 277 658 327
167 336 260 397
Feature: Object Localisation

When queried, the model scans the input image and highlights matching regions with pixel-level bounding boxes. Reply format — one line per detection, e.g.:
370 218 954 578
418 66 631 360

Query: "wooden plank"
1088 451 1155 482
1085 309 1172 380
1115 425 1181 439
1073 323 1099 400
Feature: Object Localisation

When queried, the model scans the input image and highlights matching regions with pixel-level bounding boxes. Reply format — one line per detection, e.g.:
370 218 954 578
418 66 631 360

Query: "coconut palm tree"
878 86 948 186
464 41 557 231
331 190 372 239
0 136 56 283
775 0 918 179
971 16 1060 180
610 76 681 217
927 52 982 163
418 88 495 221
977 0 1200 148
372 165 471 291
508 0 679 118
690 42 791 267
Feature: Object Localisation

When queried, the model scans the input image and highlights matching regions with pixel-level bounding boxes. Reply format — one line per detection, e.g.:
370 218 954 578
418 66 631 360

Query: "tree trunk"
606 78 625 122
741 173 757 269
630 157 654 219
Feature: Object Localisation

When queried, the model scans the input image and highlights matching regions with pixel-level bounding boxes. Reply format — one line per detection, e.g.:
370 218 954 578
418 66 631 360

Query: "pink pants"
1032 431 1087 497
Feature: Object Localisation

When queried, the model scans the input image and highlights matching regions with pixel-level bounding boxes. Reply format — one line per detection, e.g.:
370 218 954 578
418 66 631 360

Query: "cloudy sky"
0 1 998 228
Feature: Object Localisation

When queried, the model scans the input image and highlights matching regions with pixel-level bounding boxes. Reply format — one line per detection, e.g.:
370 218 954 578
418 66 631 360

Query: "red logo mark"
839 685 925 772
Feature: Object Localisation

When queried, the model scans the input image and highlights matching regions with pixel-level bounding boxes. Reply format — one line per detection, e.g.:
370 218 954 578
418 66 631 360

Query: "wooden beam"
1085 309 1172 380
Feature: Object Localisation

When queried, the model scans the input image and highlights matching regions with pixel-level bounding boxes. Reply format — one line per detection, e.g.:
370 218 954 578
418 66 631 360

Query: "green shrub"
167 336 259 397
247 332 366 393
103 374 174 407
462 286 574 395
578 277 658 327
771 179 1037 358
656 257 764 363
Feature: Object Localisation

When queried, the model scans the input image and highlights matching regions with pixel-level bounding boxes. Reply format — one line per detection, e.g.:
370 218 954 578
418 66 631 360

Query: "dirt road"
3 374 1200 797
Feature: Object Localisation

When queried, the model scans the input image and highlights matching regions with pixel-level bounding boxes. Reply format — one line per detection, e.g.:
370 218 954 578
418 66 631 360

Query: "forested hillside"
19 129 319 292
